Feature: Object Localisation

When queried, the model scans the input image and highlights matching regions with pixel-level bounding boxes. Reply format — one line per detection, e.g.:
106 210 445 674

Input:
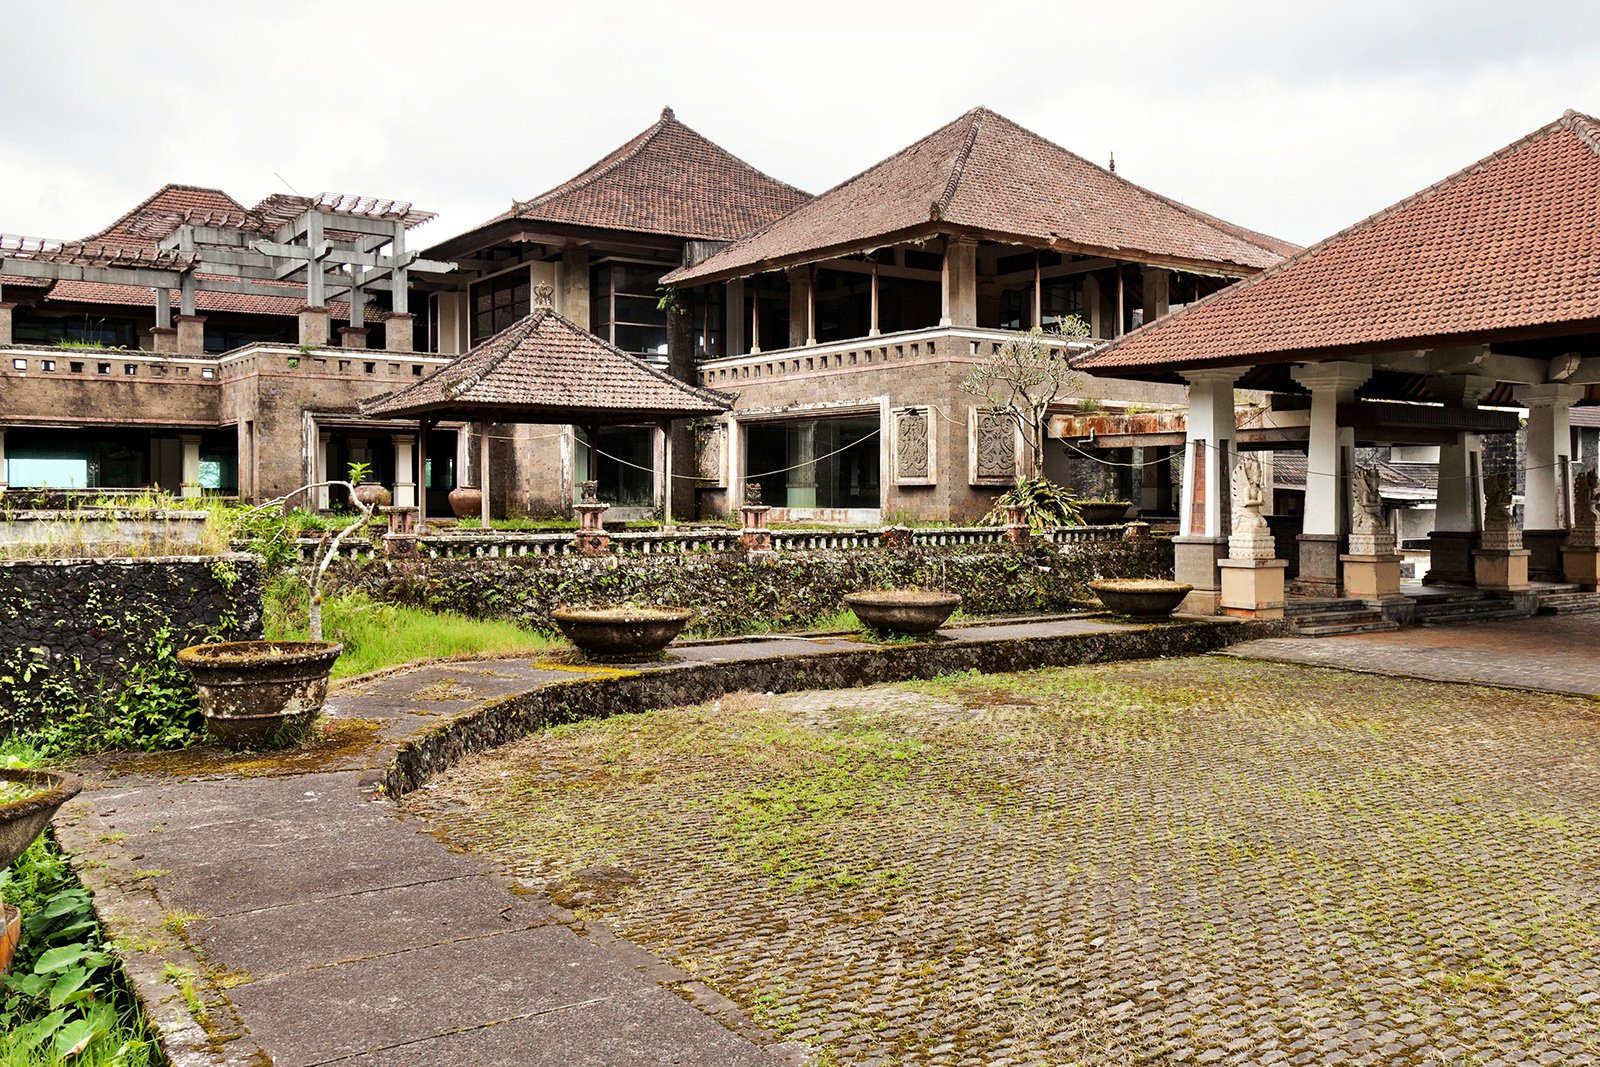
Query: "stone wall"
345 538 1174 638
0 553 263 720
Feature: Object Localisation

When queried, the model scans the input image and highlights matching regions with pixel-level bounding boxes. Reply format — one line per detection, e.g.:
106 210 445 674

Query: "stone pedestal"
1561 546 1599 591
298 306 331 347
1002 504 1031 545
574 502 610 556
1424 530 1478 586
339 327 369 350
380 507 419 555
174 314 206 356
1523 529 1568 582
1219 558 1287 620
1341 553 1404 602
1173 535 1227 615
739 505 772 553
880 525 913 550
383 313 415 353
145 326 178 354
1293 533 1345 597
1473 548 1530 593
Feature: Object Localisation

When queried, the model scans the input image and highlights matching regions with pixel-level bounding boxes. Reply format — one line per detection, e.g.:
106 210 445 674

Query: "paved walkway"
1228 612 1600 697
56 615 1163 1067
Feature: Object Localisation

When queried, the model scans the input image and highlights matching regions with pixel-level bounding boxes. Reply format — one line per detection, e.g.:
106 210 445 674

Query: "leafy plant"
959 317 1090 480
345 461 374 486
980 477 1083 530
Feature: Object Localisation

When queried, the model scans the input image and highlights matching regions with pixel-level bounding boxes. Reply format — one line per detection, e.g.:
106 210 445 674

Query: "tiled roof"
79 184 250 248
1078 111 1600 378
486 108 810 242
44 278 351 320
665 107 1293 285
363 304 730 421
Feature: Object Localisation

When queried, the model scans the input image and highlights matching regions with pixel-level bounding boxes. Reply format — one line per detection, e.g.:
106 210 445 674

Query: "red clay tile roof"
45 278 351 320
1077 110 1600 379
665 107 1293 285
485 108 810 242
79 184 251 248
362 304 729 421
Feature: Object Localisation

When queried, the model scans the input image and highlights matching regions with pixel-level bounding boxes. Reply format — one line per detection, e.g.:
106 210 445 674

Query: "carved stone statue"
533 281 555 308
1347 464 1394 556
1227 453 1276 560
1481 472 1521 551
1571 468 1599 548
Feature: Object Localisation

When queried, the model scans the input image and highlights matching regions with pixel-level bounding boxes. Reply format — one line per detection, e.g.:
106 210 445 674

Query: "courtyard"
405 655 1600 1066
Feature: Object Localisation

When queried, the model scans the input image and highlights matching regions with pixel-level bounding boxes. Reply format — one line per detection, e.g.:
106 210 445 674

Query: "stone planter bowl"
1 767 82 872
1078 500 1133 526
844 590 962 635
178 640 343 750
1089 579 1193 619
552 606 694 661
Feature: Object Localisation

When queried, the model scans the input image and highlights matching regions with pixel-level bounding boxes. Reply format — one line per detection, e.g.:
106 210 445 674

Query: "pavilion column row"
1517 383 1583 581
1172 369 1238 614
1289 361 1370 597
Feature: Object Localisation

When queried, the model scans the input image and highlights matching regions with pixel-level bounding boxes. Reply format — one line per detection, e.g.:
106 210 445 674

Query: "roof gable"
79 184 249 248
667 107 1294 285
1077 110 1600 376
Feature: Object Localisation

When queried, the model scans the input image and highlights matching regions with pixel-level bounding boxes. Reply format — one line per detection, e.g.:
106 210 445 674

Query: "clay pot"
1078 500 1133 525
1089 579 1193 619
1 767 82 872
551 606 693 661
844 589 962 635
353 482 392 509
1 904 19 978
177 641 343 750
448 486 484 520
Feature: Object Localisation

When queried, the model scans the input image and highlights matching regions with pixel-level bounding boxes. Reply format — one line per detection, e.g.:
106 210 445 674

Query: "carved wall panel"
969 407 1018 485
891 407 935 485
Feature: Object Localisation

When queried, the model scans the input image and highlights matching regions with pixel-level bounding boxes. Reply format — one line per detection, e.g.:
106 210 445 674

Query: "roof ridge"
932 109 985 222
80 183 247 243
1077 110 1585 369
1562 108 1600 158
440 312 546 399
542 309 733 407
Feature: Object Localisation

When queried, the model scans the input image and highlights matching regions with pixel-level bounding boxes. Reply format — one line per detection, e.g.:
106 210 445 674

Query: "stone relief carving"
1481 472 1521 551
1227 453 1275 560
1572 468 1599 547
894 408 931 482
693 422 725 485
973 409 1017 483
1347 464 1394 556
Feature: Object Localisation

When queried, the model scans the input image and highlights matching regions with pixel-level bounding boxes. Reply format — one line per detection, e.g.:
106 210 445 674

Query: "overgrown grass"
264 580 558 677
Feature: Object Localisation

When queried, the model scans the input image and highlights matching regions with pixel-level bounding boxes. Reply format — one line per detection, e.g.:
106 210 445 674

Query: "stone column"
0 303 14 347
941 238 977 327
316 432 332 510
725 279 746 355
174 315 206 356
1516 383 1583 580
559 246 590 327
179 434 203 498
146 326 178 354
787 423 818 508
1141 266 1170 324
1426 375 1493 585
1289 361 1371 597
298 306 331 347
383 312 415 353
392 434 417 508
868 263 881 337
1174 369 1238 614
0 426 8 492
339 326 369 349
787 268 813 348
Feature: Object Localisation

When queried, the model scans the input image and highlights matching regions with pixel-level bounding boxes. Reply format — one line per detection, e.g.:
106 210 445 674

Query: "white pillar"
316 431 332 510
1179 370 1239 538
1290 362 1372 536
788 422 818 508
726 279 746 355
0 427 8 491
659 420 675 525
940 238 977 327
868 263 881 337
1515 384 1582 530
479 423 491 526
1431 375 1494 533
393 434 417 508
179 434 203 498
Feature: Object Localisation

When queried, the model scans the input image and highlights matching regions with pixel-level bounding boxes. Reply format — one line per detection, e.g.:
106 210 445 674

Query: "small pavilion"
362 284 730 525
1075 110 1600 616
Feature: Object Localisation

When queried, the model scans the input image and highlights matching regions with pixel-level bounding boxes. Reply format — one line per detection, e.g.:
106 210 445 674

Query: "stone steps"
1286 599 1400 637
1414 592 1526 625
1537 590 1600 615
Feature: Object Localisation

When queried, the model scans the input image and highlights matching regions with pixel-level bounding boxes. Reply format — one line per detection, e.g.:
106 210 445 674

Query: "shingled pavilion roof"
479 107 810 243
1076 110 1600 382
664 107 1294 286
362 298 730 423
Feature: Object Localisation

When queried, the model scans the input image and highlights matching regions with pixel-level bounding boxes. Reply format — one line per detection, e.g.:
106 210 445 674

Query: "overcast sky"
3 1 1596 252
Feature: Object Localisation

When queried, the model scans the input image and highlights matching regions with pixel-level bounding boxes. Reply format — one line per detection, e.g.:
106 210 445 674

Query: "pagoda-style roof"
1076 110 1600 382
478 107 809 244
665 107 1294 286
362 298 730 423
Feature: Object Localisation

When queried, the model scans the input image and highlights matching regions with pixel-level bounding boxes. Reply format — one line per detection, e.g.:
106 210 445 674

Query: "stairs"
1537 586 1600 615
1412 589 1526 626
1285 597 1400 637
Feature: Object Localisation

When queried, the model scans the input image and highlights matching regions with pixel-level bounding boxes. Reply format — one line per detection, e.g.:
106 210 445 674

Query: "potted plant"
844 589 962 636
346 460 391 509
551 605 694 661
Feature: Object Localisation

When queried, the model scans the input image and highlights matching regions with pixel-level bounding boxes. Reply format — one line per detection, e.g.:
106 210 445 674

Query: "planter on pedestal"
1089 579 1193 620
844 590 962 636
551 606 693 661
178 641 343 750
1078 500 1132 526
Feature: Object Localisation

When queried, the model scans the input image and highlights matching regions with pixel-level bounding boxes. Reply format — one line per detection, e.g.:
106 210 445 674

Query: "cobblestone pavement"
405 658 1600 1066
1229 613 1600 696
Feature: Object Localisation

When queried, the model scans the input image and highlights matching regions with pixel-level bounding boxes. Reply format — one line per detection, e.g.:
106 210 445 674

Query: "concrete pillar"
787 268 813 348
479 423 492 526
1173 369 1238 613
384 312 415 353
0 303 14 347
298 307 331 347
174 315 206 356
316 432 332 510
941 238 977 327
339 327 369 349
1289 361 1370 597
788 422 818 508
1141 266 1170 324
725 279 746 355
1084 275 1102 339
1427 375 1494 585
179 434 203 498
869 263 881 337
393 434 417 508
1517 382 1583 579
435 292 467 354
146 327 178 354
559 245 590 327
0 426 8 491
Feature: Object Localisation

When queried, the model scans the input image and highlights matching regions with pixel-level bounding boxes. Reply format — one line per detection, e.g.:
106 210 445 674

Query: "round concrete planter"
448 486 483 519
844 590 962 636
1078 500 1133 526
178 641 343 750
551 606 694 661
1 767 81 873
1089 579 1193 619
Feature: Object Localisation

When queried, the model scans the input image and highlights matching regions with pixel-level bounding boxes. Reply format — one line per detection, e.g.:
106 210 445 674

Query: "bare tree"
233 482 374 641
959 316 1090 481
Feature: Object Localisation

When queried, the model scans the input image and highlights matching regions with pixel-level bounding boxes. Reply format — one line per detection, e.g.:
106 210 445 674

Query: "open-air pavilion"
1075 109 1600 621
362 284 730 527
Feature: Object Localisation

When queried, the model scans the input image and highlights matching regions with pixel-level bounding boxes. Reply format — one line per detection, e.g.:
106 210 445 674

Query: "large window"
471 269 531 344
576 426 655 508
592 262 669 358
744 415 880 511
